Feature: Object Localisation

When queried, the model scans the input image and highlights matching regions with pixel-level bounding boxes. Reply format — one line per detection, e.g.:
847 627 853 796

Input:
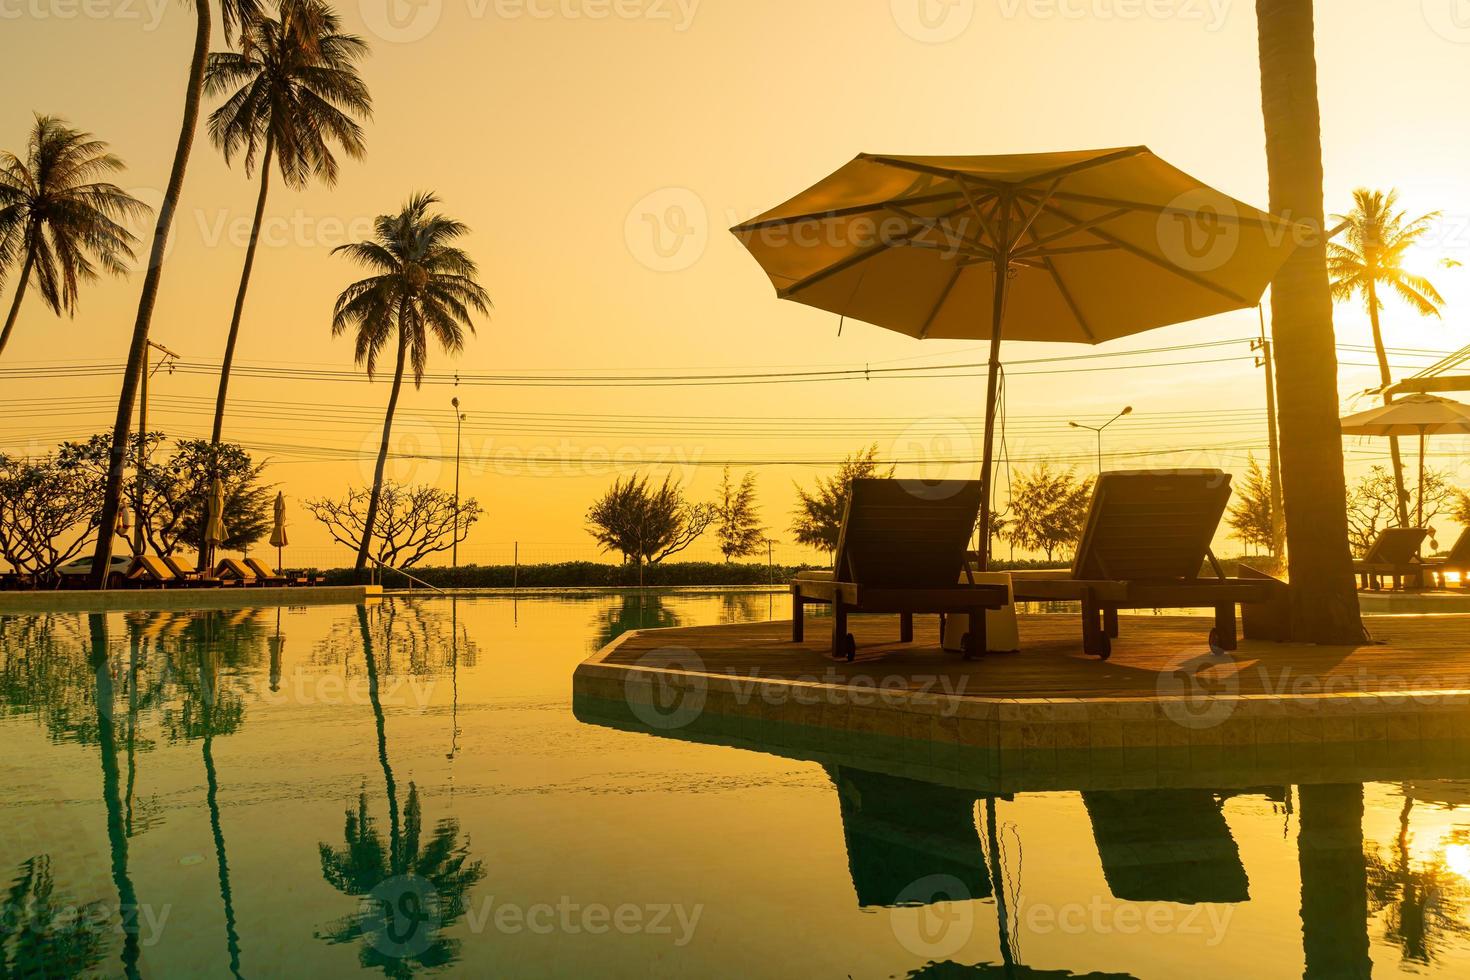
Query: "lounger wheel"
1092 633 1112 660
1208 628 1225 657
839 633 857 662
960 632 982 660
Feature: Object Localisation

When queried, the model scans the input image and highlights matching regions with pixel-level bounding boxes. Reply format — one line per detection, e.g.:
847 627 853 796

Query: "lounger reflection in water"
828 767 992 908
1082 789 1250 904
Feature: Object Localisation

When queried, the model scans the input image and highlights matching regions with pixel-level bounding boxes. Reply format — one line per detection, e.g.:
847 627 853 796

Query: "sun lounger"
1009 469 1287 658
828 767 992 908
791 479 1009 660
161 554 221 588
243 557 289 586
1426 528 1470 589
125 555 178 589
1353 527 1429 591
1083 789 1250 904
214 558 257 586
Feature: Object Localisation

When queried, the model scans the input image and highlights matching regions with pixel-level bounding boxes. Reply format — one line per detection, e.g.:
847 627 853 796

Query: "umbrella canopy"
732 146 1301 564
206 479 229 548
1340 394 1470 527
1338 393 1470 437
270 491 289 549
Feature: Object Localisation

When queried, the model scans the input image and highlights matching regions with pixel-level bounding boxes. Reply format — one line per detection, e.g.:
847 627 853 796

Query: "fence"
274 538 827 573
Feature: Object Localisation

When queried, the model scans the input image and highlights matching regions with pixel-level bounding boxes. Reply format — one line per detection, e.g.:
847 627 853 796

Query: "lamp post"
451 397 466 568
1069 406 1133 476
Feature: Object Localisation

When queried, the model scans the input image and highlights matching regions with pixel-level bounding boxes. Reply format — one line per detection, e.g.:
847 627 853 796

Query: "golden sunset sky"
2 0 1468 564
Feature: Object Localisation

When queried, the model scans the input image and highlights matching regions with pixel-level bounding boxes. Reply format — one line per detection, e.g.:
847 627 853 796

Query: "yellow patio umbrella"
1339 394 1470 527
205 478 228 568
732 146 1302 565
269 491 289 569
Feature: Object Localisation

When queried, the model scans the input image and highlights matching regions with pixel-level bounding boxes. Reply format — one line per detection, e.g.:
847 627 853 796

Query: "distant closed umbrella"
115 504 132 540
1340 394 1470 527
206 479 228 564
269 491 288 569
733 147 1301 566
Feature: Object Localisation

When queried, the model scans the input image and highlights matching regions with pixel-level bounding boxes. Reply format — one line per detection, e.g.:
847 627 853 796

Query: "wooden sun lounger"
1426 528 1470 589
214 558 258 587
243 558 289 587
1009 469 1287 659
1354 527 1430 591
161 554 221 588
791 479 1009 661
125 555 177 589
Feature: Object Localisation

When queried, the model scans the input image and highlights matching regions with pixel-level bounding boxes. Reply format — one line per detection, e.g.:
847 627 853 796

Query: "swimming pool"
3 591 1469 977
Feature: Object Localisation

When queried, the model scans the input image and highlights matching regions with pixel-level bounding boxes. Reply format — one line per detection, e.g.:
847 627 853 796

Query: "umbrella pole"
977 257 1008 572
1418 430 1425 530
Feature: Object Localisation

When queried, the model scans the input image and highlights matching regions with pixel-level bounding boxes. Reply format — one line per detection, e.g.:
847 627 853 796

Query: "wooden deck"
600 613 1470 699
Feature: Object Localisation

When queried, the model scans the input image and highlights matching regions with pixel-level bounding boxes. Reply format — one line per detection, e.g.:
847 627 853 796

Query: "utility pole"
1254 306 1286 560
1068 406 1132 476
134 340 179 556
451 397 465 568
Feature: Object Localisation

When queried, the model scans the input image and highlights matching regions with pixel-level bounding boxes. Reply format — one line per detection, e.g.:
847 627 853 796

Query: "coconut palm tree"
1329 189 1445 526
1255 0 1366 643
204 0 372 449
89 0 261 589
331 193 490 572
0 115 150 360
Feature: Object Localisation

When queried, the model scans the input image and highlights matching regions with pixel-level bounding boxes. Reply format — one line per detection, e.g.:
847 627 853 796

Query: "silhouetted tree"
791 445 893 555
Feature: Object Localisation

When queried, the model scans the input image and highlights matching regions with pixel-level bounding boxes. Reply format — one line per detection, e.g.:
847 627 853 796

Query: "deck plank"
602 613 1470 700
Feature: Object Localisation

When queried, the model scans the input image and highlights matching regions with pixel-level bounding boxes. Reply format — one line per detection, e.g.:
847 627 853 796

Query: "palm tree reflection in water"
316 605 484 976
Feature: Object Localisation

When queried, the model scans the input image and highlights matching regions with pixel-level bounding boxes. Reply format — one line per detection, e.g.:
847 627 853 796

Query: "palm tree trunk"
1298 783 1370 979
197 136 275 567
355 326 409 572
89 0 211 590
1366 279 1412 526
0 243 36 360
211 136 275 447
1256 0 1366 643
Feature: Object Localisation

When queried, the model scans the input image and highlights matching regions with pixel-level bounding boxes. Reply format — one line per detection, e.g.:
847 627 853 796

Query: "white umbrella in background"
1340 394 1470 528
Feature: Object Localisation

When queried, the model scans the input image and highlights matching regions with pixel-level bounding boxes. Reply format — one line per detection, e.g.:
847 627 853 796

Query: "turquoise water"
3 592 1470 978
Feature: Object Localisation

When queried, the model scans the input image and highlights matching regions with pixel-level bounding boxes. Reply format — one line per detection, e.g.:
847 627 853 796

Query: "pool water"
3 591 1470 978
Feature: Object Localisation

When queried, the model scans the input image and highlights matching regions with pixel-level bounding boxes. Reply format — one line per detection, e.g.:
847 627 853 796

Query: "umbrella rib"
1022 221 1096 342
1037 198 1253 305
774 202 971 299
1025 187 1289 230
730 189 966 232
1012 208 1132 256
916 264 966 340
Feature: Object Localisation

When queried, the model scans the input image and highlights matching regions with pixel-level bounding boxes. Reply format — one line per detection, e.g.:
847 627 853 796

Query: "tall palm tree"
0 115 149 359
89 0 260 589
1329 189 1445 527
204 0 371 449
1255 0 1366 643
331 193 490 572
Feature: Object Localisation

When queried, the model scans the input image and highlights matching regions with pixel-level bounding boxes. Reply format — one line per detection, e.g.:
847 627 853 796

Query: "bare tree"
586 473 715 567
1347 465 1457 556
0 453 102 581
306 482 481 569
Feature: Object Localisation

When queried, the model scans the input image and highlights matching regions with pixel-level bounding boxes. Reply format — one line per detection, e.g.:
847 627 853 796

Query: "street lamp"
451 397 466 568
1069 406 1133 475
